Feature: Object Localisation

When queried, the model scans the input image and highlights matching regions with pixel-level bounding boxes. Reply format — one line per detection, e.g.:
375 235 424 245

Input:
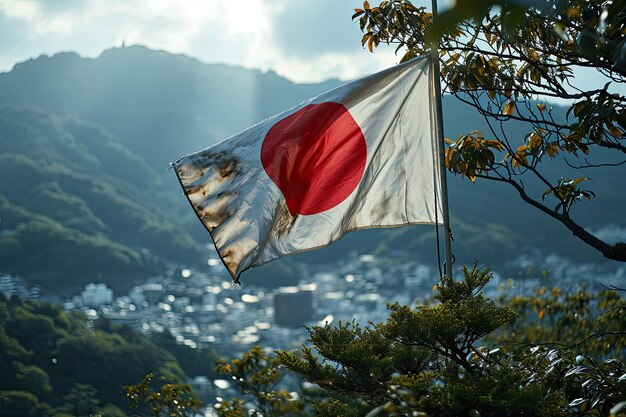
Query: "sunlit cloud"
0 0 403 83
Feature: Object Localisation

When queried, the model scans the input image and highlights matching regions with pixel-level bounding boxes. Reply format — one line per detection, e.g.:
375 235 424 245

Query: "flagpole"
430 0 453 278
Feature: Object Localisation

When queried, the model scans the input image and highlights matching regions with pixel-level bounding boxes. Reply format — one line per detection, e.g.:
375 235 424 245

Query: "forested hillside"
0 107 200 294
1 46 623 293
0 293 217 417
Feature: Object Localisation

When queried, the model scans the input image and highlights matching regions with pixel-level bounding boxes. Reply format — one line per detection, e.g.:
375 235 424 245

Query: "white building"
0 273 15 297
0 273 39 299
128 286 145 306
81 283 113 307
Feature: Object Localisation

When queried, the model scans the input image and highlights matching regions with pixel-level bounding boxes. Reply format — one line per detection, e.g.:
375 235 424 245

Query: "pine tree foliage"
379 264 516 371
278 320 434 412
278 264 567 416
221 266 625 416
214 346 305 417
123 373 201 417
61 383 100 417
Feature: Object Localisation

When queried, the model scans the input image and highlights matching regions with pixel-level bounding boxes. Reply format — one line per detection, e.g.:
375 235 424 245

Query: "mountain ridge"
0 45 624 293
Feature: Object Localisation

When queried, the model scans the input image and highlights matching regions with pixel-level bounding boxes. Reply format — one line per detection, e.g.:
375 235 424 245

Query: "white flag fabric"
172 55 443 282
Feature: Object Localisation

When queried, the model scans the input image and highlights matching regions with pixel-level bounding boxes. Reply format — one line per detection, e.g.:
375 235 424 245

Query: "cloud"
232 0 404 82
0 0 402 82
0 0 97 34
268 0 363 59
0 12 24 52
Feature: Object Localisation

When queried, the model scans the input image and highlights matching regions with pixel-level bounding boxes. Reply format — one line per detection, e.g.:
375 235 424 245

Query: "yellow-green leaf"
571 177 589 187
528 133 543 152
608 125 623 137
502 101 515 116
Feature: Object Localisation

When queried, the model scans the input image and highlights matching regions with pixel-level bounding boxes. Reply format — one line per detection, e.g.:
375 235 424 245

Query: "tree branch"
473 174 626 262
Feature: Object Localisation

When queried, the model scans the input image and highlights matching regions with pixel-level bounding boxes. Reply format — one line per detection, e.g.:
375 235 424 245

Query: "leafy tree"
0 390 48 417
62 383 100 417
565 356 626 415
0 296 189 414
353 0 626 261
492 284 626 358
214 345 305 417
6 305 60 355
124 373 201 417
14 363 53 397
53 327 184 407
95 404 128 417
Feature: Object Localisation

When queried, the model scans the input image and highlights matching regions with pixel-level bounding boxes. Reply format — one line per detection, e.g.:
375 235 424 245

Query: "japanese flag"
172 56 443 282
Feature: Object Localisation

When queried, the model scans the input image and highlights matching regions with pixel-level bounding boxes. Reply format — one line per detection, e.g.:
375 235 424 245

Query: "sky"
0 0 616 97
0 0 425 83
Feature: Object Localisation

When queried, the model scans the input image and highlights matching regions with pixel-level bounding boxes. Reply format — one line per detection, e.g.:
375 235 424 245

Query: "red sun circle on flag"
261 102 367 216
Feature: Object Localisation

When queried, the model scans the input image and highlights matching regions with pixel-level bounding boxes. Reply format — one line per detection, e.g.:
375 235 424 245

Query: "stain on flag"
172 55 443 283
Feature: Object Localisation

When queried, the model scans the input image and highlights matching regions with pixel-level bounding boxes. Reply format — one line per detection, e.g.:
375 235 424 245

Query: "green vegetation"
1 45 624 294
354 0 626 261
0 293 198 417
0 107 205 294
222 265 626 417
0 195 162 294
493 284 626 358
0 48 338 293
0 6 624 417
0 46 341 175
1 263 623 417
124 373 201 417
215 346 306 416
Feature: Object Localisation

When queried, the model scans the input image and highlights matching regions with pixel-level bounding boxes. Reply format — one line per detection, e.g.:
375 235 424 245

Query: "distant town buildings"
274 286 314 327
15 247 623 416
53 249 626 380
0 273 40 300
57 253 434 358
81 283 113 307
